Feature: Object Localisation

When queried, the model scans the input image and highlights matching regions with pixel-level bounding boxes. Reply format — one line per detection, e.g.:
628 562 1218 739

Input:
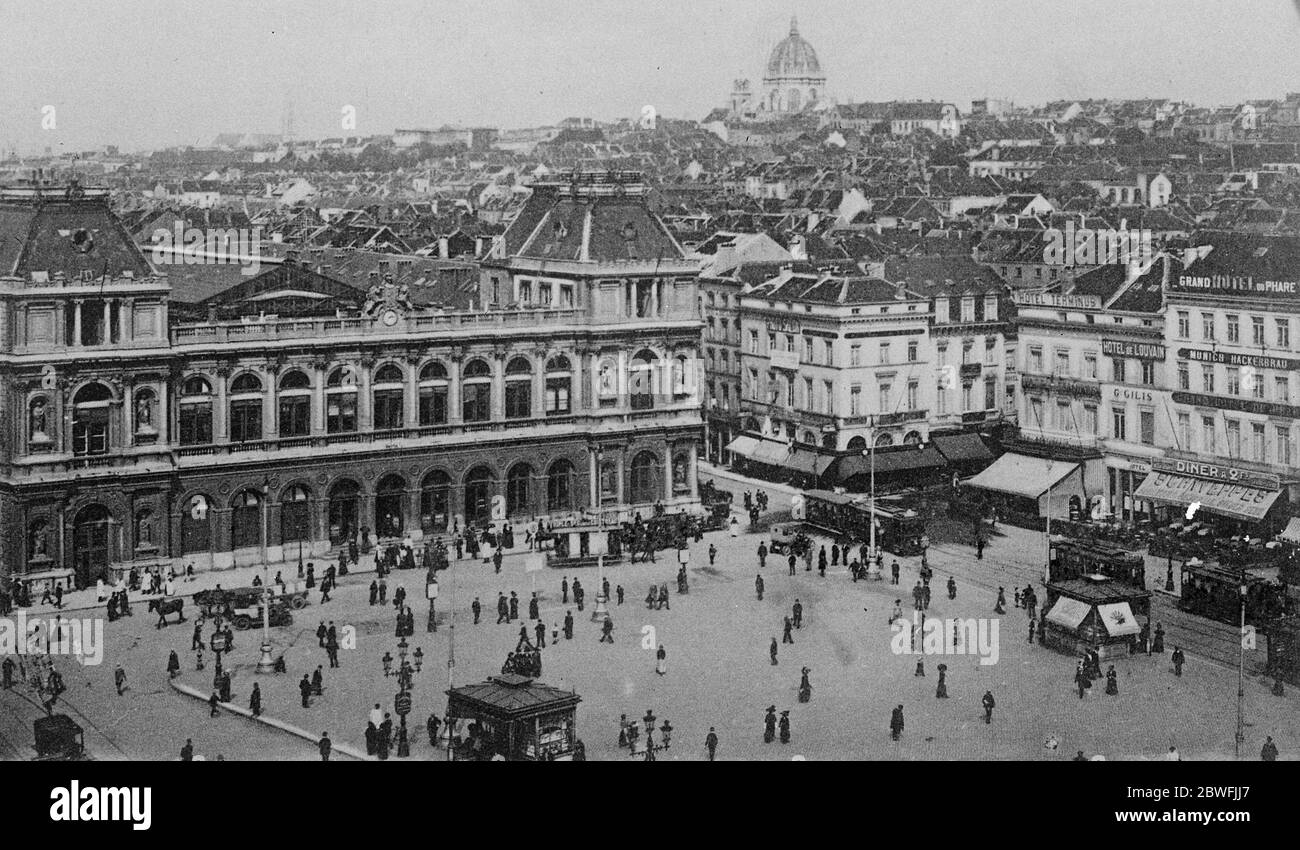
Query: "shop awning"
751 439 793 465
724 435 762 460
1278 517 1300 545
932 433 994 463
1133 471 1280 522
784 447 835 476
963 453 1080 500
831 446 946 482
1096 602 1141 637
1045 596 1092 630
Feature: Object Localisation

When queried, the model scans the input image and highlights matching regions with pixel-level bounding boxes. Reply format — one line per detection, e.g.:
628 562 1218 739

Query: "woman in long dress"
729 516 739 537
655 644 667 676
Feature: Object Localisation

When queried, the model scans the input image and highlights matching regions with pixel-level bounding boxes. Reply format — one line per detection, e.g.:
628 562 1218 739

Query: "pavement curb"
700 463 800 499
169 678 369 761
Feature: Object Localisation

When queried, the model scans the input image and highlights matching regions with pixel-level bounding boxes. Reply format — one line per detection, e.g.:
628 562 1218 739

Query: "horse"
148 596 186 629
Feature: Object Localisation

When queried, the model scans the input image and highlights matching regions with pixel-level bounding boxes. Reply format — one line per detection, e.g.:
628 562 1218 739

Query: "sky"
1 0 1298 154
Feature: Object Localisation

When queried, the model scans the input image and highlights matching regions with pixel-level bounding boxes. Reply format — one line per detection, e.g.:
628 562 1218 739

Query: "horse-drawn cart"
33 714 86 761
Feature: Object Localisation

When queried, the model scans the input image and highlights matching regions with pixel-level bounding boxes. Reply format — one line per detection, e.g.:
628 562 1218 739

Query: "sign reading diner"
1151 458 1280 491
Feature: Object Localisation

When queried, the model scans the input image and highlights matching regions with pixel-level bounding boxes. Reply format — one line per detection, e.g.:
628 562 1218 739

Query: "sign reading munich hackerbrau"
1178 348 1300 372
1101 339 1165 360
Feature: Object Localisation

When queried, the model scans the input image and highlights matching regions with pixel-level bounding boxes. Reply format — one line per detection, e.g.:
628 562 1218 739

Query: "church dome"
765 17 823 79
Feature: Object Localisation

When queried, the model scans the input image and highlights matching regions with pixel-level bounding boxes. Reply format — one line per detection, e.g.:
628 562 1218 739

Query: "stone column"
311 360 327 435
72 300 83 346
262 364 279 441
448 352 463 425
532 347 547 418
214 367 230 443
491 347 506 421
616 448 627 506
121 299 134 343
688 442 699 498
101 300 112 344
404 356 420 429
357 358 374 431
663 443 674 501
588 447 599 508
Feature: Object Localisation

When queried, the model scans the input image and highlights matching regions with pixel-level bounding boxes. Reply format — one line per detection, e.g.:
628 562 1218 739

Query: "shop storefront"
1134 459 1285 533
1105 455 1154 525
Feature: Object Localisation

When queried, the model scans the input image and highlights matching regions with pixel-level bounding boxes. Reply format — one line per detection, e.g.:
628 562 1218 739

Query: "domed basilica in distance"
729 17 828 120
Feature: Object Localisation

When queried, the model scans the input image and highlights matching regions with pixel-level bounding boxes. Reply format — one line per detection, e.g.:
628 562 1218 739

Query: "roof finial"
790 15 799 36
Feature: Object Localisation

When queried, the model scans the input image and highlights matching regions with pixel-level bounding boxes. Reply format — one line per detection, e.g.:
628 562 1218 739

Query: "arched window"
846 435 867 452
278 370 311 437
134 509 155 550
420 470 452 533
72 382 113 456
229 373 263 443
903 430 922 446
418 362 448 426
28 396 52 445
231 489 262 550
546 459 575 512
373 363 404 430
875 432 895 448
464 466 494 525
802 430 817 445
504 357 532 420
630 350 658 410
744 417 762 432
181 494 211 554
375 474 406 537
179 376 213 446
461 359 491 422
545 355 572 416
133 388 157 434
630 451 661 504
281 485 310 544
506 463 533 516
326 366 357 433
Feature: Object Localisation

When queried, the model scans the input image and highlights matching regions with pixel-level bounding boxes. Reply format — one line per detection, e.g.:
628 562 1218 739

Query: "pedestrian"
564 610 574 640
180 739 193 761
755 574 765 600
758 542 767 569
947 575 957 600
1152 622 1165 654
496 593 508 624
982 690 996 724
705 727 719 761
891 561 900 585
1028 619 1036 643
1105 665 1118 696
976 537 985 560
1075 663 1089 699
770 637 779 665
935 665 948 699
1 656 13 689
1171 646 1185 676
778 711 791 744
167 650 181 679
709 544 718 566
191 621 203 651
890 705 904 741
788 554 796 576
209 691 220 717
616 585 625 605
600 615 614 644
764 706 777 743
535 620 546 649
1261 736 1279 762
369 580 378 606
365 722 378 756
378 577 388 605
562 576 569 604
493 549 503 574
312 665 324 696
655 644 667 675
1166 746 1181 761
792 599 803 629
994 587 1006 615
319 732 332 762
782 616 794 644
114 665 127 695
472 596 481 624
316 621 327 648
528 594 539 621
299 674 312 708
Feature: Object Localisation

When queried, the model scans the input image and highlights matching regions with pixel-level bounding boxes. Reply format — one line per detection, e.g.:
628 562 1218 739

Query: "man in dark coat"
528 595 539 621
181 739 193 761
890 705 905 740
562 577 570 603
535 620 546 649
319 733 332 762
705 727 719 761
249 683 262 717
299 675 312 708
508 592 519 622
782 616 794 644
792 599 803 629
564 610 574 639
1171 646 1185 676
496 593 509 624
471 597 481 624
982 690 996 724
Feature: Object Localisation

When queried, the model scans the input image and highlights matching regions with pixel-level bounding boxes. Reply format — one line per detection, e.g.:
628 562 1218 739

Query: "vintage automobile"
33 714 86 761
768 524 812 557
229 598 295 631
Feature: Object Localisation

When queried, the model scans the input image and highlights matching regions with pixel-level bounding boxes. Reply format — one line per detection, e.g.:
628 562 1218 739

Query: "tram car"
1047 537 1147 590
1179 562 1291 626
801 490 926 556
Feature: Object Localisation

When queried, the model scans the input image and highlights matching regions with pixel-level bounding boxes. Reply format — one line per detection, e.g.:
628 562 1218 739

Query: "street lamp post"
256 478 275 674
592 445 610 622
1235 569 1247 759
862 418 882 580
636 709 672 761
